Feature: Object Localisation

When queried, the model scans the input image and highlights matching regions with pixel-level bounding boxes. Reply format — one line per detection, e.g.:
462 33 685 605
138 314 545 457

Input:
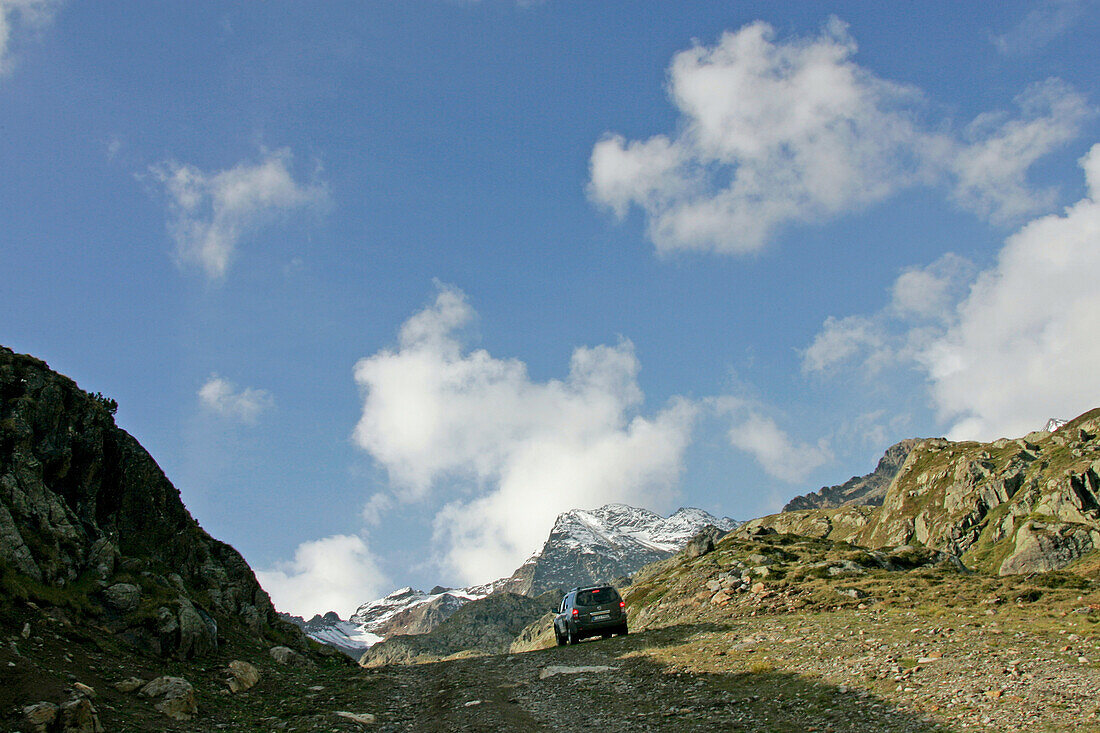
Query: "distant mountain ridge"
298 503 737 656
783 439 924 512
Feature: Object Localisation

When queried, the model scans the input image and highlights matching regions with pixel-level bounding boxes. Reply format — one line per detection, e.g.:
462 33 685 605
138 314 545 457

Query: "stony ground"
8 591 1100 732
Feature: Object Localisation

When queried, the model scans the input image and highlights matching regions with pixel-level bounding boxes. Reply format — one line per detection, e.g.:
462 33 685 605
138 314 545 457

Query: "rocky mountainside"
784 439 923 511
0 346 334 731
739 408 1100 575
0 347 306 658
500 504 739 596
358 590 558 666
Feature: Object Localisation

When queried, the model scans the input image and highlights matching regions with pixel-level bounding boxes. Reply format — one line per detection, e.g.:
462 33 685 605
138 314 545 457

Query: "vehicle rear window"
576 588 620 606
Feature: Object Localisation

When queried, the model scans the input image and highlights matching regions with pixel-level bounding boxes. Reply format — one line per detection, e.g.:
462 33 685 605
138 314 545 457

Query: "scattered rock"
335 710 377 724
22 702 59 733
270 645 307 666
21 621 31 639
113 676 146 693
226 660 261 692
59 692 104 733
140 676 197 721
72 682 96 698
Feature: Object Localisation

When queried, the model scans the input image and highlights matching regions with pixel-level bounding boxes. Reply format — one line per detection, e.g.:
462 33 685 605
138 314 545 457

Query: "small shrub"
91 392 118 415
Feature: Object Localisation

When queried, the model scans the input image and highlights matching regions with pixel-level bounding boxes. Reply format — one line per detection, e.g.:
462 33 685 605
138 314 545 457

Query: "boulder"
269 645 307 666
140 676 197 721
59 693 104 733
22 702 58 733
226 660 261 692
103 582 141 613
999 521 1098 575
176 598 218 658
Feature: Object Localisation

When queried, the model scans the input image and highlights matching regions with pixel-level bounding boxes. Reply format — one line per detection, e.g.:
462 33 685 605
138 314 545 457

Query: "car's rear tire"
617 624 629 636
567 629 578 645
554 628 566 646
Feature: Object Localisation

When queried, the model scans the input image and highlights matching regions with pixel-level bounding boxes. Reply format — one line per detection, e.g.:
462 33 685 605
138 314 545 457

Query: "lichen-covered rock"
140 676 197 721
103 582 141 612
998 520 1099 575
226 660 261 692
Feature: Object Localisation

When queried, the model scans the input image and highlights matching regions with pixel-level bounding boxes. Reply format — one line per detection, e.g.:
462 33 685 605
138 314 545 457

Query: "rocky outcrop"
0 346 305 659
784 439 923 511
742 409 1100 575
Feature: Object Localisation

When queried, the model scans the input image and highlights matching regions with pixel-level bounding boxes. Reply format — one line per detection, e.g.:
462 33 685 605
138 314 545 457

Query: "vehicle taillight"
571 609 578 617
619 601 625 608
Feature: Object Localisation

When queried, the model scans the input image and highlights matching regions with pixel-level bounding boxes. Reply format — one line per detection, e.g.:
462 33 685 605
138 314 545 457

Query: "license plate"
592 613 610 620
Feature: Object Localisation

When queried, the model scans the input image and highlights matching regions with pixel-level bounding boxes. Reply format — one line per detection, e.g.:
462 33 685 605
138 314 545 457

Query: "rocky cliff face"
739 409 1100 576
0 346 303 659
784 439 923 511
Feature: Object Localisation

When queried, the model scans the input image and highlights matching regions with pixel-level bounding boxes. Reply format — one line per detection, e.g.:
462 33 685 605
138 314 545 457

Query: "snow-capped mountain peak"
297 502 737 657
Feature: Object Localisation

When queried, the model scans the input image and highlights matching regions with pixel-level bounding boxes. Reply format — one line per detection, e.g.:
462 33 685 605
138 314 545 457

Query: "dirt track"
322 623 946 733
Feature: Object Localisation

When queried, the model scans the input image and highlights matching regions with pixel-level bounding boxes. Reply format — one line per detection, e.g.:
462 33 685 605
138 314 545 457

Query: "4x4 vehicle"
553 585 628 645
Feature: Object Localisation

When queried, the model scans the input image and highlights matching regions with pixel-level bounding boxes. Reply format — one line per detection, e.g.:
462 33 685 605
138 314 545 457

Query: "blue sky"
3 1 1099 616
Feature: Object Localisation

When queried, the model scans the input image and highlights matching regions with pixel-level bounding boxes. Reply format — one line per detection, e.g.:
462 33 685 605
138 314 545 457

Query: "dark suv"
553 585 628 645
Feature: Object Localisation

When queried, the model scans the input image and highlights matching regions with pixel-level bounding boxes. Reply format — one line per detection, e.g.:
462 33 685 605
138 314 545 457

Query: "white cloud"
923 143 1100 439
802 253 975 376
150 149 328 280
352 284 697 584
804 144 1100 441
717 399 832 483
256 534 388 618
889 253 974 321
360 493 393 526
801 315 884 375
0 0 56 76
589 18 1089 255
198 375 274 424
991 0 1086 55
949 80 1090 224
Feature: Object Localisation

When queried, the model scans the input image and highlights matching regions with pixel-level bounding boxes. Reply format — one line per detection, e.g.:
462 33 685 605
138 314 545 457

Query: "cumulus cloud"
352 284 697 584
256 534 388 618
589 18 1089 255
801 253 976 376
715 398 832 483
804 144 1100 441
198 375 274 424
0 0 56 76
150 149 328 280
924 143 1100 439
